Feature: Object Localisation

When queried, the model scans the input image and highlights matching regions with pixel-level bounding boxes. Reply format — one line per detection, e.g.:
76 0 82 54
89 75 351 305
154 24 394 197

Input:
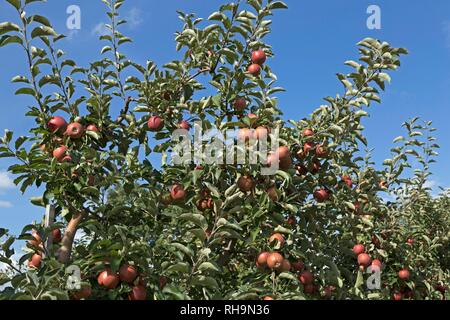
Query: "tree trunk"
57 211 85 264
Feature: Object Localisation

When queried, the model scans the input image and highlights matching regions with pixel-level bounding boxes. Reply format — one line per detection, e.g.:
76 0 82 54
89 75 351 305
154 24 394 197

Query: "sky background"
0 0 449 236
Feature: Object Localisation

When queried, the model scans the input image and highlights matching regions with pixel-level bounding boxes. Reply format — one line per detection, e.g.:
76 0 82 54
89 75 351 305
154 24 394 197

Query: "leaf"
198 262 220 273
191 275 219 289
0 35 22 47
170 243 194 258
166 262 190 274
0 22 20 35
354 269 364 288
31 26 57 38
268 1 288 10
6 0 21 10
15 87 35 96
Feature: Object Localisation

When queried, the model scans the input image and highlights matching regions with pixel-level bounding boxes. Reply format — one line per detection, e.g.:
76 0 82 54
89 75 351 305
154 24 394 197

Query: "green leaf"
6 0 21 10
166 262 190 274
0 35 22 47
198 262 220 273
191 275 219 289
268 1 288 10
0 22 21 35
31 26 57 38
15 87 35 96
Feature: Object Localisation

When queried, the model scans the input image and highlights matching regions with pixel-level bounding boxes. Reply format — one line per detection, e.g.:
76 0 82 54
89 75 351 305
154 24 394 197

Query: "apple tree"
0 0 448 300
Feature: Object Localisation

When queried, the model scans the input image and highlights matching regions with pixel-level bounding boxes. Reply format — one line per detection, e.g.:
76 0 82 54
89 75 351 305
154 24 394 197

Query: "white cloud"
125 7 143 29
0 201 12 208
0 171 14 190
91 22 110 37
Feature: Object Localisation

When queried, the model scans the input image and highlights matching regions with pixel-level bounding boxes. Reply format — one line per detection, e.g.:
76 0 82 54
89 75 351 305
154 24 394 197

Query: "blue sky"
0 0 449 235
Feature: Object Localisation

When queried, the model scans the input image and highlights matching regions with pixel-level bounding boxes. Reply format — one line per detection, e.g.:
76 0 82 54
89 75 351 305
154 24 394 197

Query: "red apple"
302 128 314 137
299 271 314 285
86 124 99 133
53 146 68 162
47 116 67 134
72 285 92 300
178 120 191 130
147 116 164 131
251 50 267 65
279 259 291 273
159 276 168 289
266 252 284 271
353 244 365 255
52 229 62 244
253 126 269 140
303 141 316 154
393 291 403 300
170 184 186 201
119 264 138 284
313 189 329 203
357 253 372 267
28 253 42 269
65 122 85 139
237 175 255 192
269 233 286 247
98 269 120 289
371 259 382 270
398 269 410 280
29 230 42 247
315 144 328 158
256 252 270 268
233 97 247 112
129 285 147 300
342 175 353 188
248 63 261 76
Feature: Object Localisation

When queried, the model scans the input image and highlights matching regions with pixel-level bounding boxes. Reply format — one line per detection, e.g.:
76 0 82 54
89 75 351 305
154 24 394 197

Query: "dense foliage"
0 0 448 300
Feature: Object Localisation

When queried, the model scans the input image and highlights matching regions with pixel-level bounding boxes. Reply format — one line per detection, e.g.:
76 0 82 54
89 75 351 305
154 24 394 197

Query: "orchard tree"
0 0 448 300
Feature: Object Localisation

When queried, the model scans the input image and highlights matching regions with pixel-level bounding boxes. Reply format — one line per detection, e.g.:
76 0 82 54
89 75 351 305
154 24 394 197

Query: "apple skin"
303 141 316 154
237 175 255 193
256 252 270 268
178 120 191 130
398 269 410 280
299 271 314 285
53 146 68 162
315 144 328 158
147 116 164 131
279 259 291 273
291 260 305 272
353 244 365 255
72 285 92 300
129 285 147 300
28 254 42 269
266 186 278 202
248 63 261 76
302 128 314 137
266 252 284 271
52 229 62 244
357 253 372 267
47 116 67 134
251 50 267 65
170 184 186 201
253 126 268 140
263 296 274 301
342 175 353 188
393 291 403 300
119 264 138 284
86 124 99 133
98 269 120 289
233 97 247 112
159 276 168 289
269 233 286 247
371 259 382 270
65 122 85 139
29 230 42 247
313 189 329 203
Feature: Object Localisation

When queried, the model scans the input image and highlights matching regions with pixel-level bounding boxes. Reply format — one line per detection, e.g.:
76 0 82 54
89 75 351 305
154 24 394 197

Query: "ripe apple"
263 296 274 300
52 229 62 244
304 284 315 294
266 252 284 271
357 253 372 267
398 269 410 280
129 285 147 300
98 269 120 289
371 259 382 270
299 271 314 285
53 145 68 162
315 144 328 158
237 175 255 193
119 264 138 284
197 198 213 211
65 122 85 139
323 286 336 298
251 49 267 65
372 235 381 248
256 252 270 268
178 120 191 130
247 113 258 120
302 128 314 137
266 186 278 202
309 159 321 174
28 253 42 269
248 63 261 76
72 285 92 300
29 230 42 247
406 238 414 245
170 184 186 201
392 291 403 300
303 141 316 154
291 260 305 272
353 244 365 255
147 116 164 131
86 124 99 133
287 216 296 226
313 189 329 203
47 116 67 134
342 175 353 188
269 233 286 247
233 97 247 112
